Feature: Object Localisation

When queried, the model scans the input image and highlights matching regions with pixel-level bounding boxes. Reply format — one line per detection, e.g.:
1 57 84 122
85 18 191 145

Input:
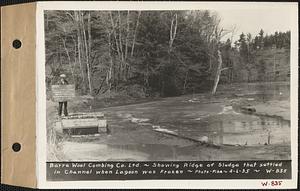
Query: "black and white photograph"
37 1 298 188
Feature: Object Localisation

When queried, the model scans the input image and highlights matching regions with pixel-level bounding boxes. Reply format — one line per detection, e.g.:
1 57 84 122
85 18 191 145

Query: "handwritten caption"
261 180 283 187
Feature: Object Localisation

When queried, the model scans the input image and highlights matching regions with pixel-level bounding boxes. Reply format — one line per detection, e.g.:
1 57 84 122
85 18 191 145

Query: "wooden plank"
1 3 37 188
51 84 75 102
61 118 107 129
62 118 99 128
153 128 220 148
64 112 105 119
63 127 99 135
55 121 107 135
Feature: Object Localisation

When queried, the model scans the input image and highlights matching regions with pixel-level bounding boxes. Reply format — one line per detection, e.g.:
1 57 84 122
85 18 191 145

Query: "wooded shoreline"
45 10 290 98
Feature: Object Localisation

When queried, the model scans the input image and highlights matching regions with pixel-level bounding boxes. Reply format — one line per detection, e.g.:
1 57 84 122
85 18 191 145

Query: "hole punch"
12 143 21 152
12 39 22 49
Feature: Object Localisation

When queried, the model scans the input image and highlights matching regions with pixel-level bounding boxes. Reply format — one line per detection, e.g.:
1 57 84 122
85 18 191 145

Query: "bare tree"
74 11 86 93
131 11 141 57
87 12 93 95
169 13 178 52
211 23 232 95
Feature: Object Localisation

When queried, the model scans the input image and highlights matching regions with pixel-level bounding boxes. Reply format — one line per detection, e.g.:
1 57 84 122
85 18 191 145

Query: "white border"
36 1 298 189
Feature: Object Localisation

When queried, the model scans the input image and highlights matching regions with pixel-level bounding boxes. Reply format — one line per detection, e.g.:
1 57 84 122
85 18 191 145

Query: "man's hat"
60 74 66 78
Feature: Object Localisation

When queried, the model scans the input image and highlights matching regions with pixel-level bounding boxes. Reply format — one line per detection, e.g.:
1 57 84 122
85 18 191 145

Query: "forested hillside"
45 10 290 98
220 30 290 83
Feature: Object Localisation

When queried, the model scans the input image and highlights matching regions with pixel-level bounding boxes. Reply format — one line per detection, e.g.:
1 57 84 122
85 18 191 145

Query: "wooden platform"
55 112 107 135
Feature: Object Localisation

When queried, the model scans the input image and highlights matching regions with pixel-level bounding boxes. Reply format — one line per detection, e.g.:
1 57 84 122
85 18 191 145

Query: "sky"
216 6 295 42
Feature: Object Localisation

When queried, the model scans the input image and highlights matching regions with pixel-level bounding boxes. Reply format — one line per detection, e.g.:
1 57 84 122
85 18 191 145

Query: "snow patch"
198 136 209 143
187 98 200 103
219 105 240 115
154 128 177 135
131 117 150 123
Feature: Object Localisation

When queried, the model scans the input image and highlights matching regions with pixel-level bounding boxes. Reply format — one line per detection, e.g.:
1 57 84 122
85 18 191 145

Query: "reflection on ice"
179 114 290 146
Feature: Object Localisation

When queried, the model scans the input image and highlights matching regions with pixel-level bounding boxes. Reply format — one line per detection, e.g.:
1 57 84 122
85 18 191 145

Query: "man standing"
58 74 69 116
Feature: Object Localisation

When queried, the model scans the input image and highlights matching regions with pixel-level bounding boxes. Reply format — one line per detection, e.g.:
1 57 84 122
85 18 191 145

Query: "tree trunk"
77 32 86 93
87 12 93 95
212 49 222 95
183 70 188 93
131 11 141 57
124 11 130 79
59 45 62 67
75 11 85 93
109 12 121 58
109 11 121 83
88 12 92 65
81 12 92 95
71 36 77 72
118 11 125 79
117 13 122 60
125 10 130 61
169 13 177 53
61 37 74 80
107 31 114 94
